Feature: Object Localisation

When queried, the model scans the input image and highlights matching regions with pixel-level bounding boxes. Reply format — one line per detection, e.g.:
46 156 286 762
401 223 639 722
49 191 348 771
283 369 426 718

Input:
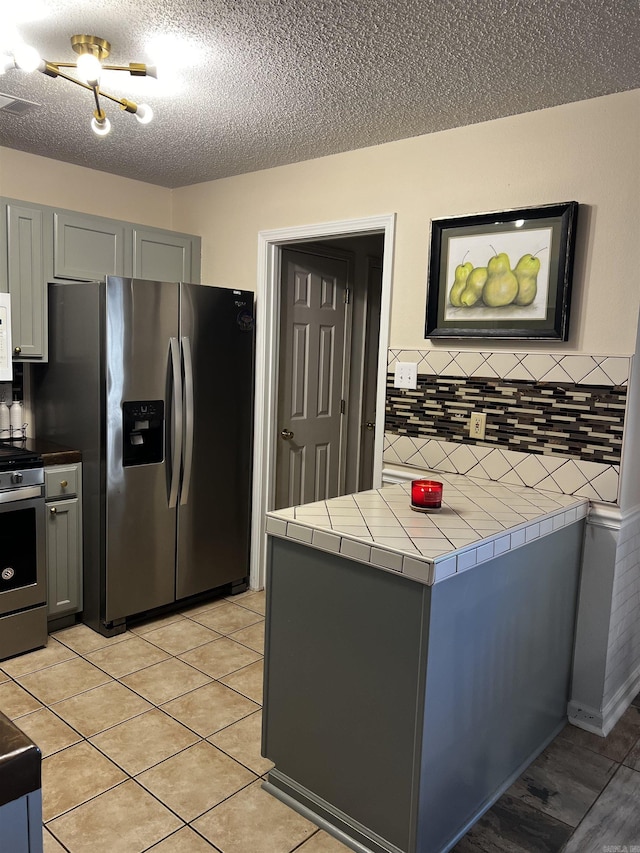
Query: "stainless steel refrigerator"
35 276 255 636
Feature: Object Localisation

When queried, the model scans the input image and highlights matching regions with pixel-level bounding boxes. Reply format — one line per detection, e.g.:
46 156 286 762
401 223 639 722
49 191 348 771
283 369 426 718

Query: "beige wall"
0 148 173 229
173 90 640 356
2 91 638 353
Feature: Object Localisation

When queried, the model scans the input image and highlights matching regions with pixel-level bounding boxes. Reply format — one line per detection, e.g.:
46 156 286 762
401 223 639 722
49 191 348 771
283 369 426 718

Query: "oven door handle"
0 486 43 504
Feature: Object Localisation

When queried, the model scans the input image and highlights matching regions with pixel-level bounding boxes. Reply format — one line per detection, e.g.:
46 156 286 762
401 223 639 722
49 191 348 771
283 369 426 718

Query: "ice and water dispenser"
122 401 164 467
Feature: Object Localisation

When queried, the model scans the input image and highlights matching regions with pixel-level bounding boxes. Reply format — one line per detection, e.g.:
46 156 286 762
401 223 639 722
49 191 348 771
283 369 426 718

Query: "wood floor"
454 693 640 852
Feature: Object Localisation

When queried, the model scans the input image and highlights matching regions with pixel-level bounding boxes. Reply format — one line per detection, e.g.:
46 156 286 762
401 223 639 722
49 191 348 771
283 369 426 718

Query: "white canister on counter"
0 400 9 436
9 400 22 436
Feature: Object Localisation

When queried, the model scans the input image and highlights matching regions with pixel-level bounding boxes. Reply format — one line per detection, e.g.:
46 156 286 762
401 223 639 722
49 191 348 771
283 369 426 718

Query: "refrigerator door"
176 284 254 599
105 277 180 622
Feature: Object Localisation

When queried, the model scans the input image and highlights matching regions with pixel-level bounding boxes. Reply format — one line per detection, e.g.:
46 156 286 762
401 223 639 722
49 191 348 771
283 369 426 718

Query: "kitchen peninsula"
262 474 587 853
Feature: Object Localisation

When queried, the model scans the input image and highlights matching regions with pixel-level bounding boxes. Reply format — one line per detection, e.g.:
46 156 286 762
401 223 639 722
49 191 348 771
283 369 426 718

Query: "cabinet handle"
49 507 57 515
14 346 21 354
60 480 68 488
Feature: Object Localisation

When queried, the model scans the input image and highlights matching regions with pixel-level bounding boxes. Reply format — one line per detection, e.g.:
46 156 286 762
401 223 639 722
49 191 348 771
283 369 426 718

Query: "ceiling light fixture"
8 34 155 137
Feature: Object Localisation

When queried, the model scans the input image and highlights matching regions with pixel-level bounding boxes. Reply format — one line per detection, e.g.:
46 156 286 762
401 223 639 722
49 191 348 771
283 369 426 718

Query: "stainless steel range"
0 443 47 661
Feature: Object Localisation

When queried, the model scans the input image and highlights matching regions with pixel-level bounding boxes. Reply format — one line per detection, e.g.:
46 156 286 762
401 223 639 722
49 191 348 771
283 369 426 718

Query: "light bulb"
14 43 41 72
0 55 15 74
91 115 111 136
135 103 153 125
76 52 101 84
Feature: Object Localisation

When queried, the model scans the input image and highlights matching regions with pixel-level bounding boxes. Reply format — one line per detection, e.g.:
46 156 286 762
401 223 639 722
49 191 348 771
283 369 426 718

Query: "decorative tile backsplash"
384 349 632 504
385 376 625 464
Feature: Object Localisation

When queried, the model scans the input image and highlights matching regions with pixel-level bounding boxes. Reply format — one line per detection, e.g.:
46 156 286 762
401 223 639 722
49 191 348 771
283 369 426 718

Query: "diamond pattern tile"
388 348 630 385
384 433 620 503
268 477 586 587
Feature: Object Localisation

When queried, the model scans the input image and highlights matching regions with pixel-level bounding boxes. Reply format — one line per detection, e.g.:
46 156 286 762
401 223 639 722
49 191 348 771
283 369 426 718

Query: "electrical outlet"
469 412 486 440
394 362 417 389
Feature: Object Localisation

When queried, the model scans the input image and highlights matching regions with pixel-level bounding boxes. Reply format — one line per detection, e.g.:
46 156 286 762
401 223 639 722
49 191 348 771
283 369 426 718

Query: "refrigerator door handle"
168 337 183 509
180 336 195 506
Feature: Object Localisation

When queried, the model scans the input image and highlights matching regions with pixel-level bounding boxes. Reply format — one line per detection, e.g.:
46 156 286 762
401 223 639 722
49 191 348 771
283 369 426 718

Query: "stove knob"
11 472 23 484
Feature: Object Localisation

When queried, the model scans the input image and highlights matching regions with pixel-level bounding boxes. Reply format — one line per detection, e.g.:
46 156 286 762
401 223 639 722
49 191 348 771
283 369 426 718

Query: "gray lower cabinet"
1 197 202 362
263 524 584 853
45 464 82 620
0 712 43 853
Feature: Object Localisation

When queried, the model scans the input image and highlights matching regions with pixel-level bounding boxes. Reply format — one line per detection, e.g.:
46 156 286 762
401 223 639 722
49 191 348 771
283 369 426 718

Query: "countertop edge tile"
266 474 588 587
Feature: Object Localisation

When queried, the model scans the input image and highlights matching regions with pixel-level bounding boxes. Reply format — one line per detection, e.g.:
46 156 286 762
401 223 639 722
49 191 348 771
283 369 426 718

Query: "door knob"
280 429 294 440
49 507 57 515
365 422 375 431
14 346 21 354
60 480 68 488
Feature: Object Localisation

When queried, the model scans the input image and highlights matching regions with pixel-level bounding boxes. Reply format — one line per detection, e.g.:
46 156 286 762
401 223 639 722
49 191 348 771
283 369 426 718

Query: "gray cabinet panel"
264 537 426 851
1 196 201 363
133 227 198 282
54 212 129 281
45 463 82 619
6 204 45 359
264 524 584 853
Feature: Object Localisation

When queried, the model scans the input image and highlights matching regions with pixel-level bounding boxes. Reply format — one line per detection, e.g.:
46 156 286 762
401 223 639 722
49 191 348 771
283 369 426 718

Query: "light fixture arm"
9 34 155 136
45 61 155 77
37 62 145 113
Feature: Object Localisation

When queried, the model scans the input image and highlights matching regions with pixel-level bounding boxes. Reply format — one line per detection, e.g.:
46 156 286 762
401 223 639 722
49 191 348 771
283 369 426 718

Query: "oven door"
0 489 46 613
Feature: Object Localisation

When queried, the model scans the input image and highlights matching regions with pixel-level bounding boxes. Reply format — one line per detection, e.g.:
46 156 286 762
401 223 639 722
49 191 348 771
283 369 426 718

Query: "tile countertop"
265 473 588 586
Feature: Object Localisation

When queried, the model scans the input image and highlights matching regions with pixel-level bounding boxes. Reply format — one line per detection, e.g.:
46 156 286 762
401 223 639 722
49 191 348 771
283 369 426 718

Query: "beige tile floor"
2 589 640 852
1 590 350 853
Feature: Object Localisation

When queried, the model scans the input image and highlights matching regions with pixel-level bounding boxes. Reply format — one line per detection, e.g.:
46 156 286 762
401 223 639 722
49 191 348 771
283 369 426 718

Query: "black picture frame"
425 201 579 340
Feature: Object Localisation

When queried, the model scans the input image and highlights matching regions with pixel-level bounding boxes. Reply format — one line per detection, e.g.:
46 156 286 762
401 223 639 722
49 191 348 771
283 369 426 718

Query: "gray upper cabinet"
133 227 200 283
4 203 46 359
53 212 130 281
1 197 201 362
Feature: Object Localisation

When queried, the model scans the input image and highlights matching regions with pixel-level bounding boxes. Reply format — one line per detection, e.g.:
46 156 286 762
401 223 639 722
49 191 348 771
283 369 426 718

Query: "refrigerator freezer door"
105 277 179 622
176 284 254 599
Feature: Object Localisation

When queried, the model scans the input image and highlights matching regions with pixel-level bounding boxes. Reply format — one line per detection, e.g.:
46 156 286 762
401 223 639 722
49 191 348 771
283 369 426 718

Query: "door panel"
6 204 45 359
276 250 349 509
176 284 254 599
105 277 178 621
132 228 193 283
54 213 128 281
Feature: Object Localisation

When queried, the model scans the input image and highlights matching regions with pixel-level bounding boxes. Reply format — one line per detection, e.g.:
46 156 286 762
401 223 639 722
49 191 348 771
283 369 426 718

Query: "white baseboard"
569 663 640 737
601 666 640 734
567 701 606 736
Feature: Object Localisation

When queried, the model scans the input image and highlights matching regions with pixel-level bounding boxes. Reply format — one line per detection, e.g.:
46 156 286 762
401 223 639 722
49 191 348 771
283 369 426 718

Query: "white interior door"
275 248 350 509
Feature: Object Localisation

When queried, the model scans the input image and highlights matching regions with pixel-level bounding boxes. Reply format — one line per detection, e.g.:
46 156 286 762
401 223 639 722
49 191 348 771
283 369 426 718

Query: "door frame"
250 214 396 590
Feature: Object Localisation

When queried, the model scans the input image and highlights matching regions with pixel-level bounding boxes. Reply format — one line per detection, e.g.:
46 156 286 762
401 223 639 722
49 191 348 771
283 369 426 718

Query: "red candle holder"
411 479 443 512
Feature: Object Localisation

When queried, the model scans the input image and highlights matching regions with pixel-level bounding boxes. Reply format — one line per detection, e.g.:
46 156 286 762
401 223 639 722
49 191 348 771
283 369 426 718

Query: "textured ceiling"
0 0 639 188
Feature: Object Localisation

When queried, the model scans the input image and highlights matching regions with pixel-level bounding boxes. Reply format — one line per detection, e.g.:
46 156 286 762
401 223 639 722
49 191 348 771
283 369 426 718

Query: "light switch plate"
394 362 418 389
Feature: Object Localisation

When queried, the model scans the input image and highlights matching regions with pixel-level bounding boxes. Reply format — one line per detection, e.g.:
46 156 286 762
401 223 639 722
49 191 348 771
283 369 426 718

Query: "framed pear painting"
425 202 579 340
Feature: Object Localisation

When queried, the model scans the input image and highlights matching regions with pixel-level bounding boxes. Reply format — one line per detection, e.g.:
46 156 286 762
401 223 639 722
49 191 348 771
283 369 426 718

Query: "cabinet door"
6 204 46 359
46 498 82 618
54 212 129 281
132 227 200 283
